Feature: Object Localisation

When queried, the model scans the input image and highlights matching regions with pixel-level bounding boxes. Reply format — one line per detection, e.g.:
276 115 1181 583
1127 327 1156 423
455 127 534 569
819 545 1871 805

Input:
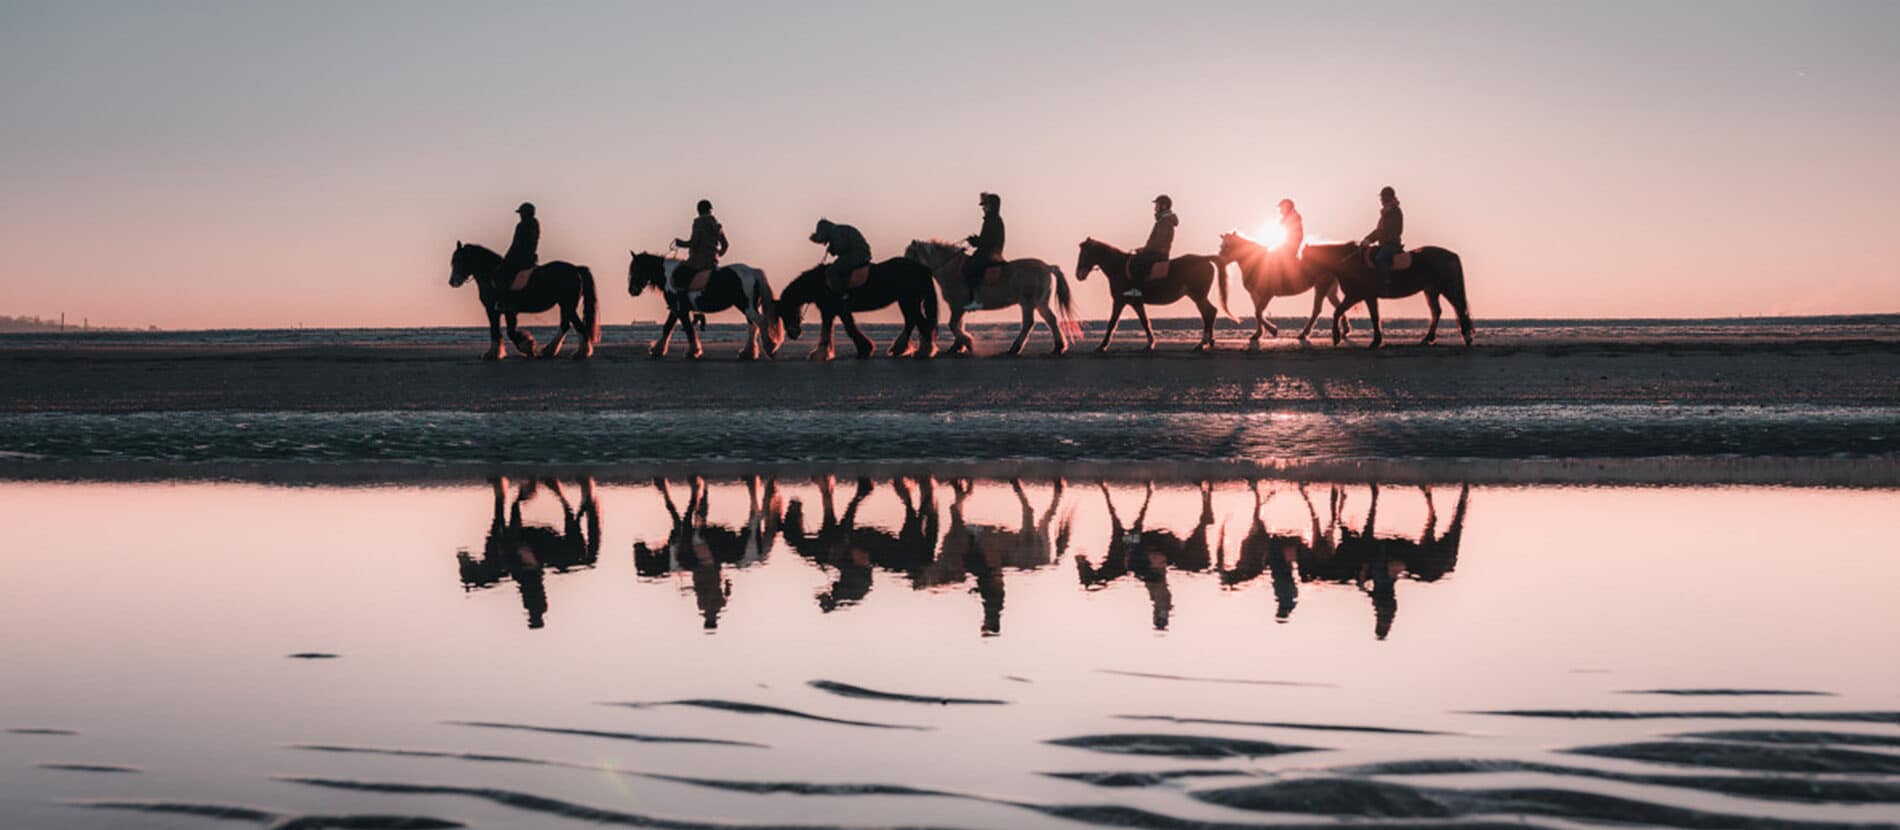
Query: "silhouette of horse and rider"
456 476 601 628
450 186 1470 358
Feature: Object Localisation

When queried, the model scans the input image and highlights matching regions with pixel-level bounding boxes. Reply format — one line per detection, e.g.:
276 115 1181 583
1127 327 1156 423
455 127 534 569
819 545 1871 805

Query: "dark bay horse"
1303 243 1473 348
905 240 1081 357
1217 232 1349 346
627 253 782 360
777 258 939 361
448 242 600 360
1074 239 1230 352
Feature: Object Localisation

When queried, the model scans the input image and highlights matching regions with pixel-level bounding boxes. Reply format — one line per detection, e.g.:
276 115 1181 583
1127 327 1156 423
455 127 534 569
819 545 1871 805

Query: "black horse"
1303 242 1473 348
1074 239 1231 352
627 252 782 360
457 477 601 629
777 259 940 360
449 242 600 360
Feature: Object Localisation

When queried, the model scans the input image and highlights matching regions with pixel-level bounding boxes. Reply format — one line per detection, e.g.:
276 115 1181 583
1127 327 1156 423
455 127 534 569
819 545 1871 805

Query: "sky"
2 0 1896 329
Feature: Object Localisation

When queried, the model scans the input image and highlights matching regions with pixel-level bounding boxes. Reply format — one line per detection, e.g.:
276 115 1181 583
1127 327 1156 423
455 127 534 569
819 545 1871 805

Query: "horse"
1073 239 1231 352
777 258 939 361
1302 242 1473 348
626 252 782 360
448 242 600 361
1217 232 1350 346
904 240 1082 356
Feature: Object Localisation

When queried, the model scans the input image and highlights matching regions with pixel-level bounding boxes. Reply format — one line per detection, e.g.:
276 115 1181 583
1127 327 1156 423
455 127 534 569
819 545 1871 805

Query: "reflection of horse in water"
780 476 941 611
1302 483 1470 639
457 477 601 629
1076 482 1217 631
933 478 1071 635
1220 482 1336 621
633 477 778 630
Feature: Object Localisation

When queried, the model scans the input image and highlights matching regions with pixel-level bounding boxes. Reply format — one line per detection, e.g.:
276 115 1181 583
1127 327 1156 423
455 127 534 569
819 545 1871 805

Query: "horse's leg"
1258 291 1279 338
1447 282 1475 346
1299 287 1325 342
1249 291 1269 350
890 305 915 357
506 313 536 355
1421 292 1442 346
1005 303 1034 357
950 308 973 356
1131 303 1157 352
1037 300 1066 355
651 310 679 357
738 307 761 361
1330 283 1354 339
1098 301 1125 352
1193 295 1216 352
810 311 836 361
483 307 504 361
1331 295 1360 346
838 310 874 359
1365 297 1384 349
682 302 704 359
540 303 571 358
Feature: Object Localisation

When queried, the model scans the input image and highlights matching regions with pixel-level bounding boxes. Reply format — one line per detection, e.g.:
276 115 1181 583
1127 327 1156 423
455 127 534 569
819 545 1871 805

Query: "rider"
1360 186 1403 292
501 202 539 288
671 199 728 291
1120 194 1177 299
810 218 872 297
1275 197 1304 276
962 192 1005 311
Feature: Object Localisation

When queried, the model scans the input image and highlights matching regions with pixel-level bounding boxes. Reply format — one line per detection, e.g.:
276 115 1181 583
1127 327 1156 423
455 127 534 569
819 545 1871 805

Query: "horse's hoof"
482 350 503 362
572 350 592 361
1368 339 1384 350
1419 335 1436 346
1247 338 1261 351
739 352 757 362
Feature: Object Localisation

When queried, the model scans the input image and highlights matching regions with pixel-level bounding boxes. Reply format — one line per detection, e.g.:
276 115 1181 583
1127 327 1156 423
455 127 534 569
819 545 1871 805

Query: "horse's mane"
1081 237 1128 255
457 242 500 259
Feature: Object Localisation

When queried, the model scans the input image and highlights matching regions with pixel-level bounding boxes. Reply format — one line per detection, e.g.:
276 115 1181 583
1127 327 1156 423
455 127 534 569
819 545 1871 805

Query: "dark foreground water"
2 476 1897 829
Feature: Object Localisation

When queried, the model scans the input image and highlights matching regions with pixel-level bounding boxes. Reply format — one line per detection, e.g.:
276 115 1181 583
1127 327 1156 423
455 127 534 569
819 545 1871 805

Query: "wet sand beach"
5 326 1899 414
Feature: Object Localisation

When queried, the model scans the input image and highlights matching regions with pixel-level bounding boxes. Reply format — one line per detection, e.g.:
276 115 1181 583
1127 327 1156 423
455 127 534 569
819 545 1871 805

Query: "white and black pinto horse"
627 253 782 360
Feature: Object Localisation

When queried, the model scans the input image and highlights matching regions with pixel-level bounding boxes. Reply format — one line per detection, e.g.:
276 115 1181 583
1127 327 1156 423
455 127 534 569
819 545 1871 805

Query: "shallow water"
2 476 1897 828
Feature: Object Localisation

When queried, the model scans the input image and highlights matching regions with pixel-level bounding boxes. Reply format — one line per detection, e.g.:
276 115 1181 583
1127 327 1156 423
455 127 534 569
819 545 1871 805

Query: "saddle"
1125 258 1169 282
1363 246 1415 271
847 264 872 289
508 267 535 292
981 264 1004 284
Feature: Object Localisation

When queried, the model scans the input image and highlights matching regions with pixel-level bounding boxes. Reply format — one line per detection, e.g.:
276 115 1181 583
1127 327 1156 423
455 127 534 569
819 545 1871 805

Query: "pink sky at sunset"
2 1 1896 330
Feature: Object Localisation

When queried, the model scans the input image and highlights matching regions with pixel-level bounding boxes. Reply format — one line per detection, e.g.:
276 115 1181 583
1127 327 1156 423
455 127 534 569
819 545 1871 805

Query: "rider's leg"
1121 253 1147 299
962 259 985 311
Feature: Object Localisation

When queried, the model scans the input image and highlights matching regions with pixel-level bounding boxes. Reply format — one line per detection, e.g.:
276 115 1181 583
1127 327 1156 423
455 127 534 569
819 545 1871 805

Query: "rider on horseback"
961 192 1005 311
1120 195 1177 300
1275 198 1304 276
501 202 539 290
671 199 728 292
1360 186 1403 292
811 219 872 297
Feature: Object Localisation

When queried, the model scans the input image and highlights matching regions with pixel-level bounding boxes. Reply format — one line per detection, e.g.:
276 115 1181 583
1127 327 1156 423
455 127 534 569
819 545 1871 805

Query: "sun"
1252 218 1287 250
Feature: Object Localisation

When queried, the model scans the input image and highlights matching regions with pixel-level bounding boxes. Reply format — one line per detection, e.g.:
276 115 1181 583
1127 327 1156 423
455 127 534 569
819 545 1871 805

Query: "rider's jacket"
1140 211 1178 257
504 217 539 266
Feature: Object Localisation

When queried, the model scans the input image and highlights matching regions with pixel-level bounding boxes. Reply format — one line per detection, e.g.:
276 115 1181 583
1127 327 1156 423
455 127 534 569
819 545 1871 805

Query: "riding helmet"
1279 198 1295 210
697 199 713 214
1152 194 1172 209
810 218 833 243
980 192 1000 210
516 202 535 216
1379 186 1396 200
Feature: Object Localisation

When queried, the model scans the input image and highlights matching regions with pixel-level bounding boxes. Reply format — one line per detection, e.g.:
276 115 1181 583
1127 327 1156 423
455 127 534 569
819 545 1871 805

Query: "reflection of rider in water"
458 476 599 630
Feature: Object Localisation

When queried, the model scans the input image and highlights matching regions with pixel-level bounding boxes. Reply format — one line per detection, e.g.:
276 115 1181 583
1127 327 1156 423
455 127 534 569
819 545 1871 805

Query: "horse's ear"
629 249 636 257
456 240 463 249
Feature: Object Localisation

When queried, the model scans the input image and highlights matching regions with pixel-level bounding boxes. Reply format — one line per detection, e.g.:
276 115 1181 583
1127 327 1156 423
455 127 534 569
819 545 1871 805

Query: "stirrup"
1120 288 1143 299
962 299 983 311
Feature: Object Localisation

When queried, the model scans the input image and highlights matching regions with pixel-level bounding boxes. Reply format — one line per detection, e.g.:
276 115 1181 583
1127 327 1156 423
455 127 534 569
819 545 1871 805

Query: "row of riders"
446 188 1474 362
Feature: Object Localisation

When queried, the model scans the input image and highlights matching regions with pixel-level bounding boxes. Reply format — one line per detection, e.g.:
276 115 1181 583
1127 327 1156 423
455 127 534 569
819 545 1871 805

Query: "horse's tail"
919 265 940 331
758 273 784 350
579 266 601 345
1050 264 1083 342
1214 257 1238 323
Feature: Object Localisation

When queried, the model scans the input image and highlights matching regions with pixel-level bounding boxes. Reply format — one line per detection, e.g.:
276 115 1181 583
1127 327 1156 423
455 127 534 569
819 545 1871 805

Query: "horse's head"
449 241 497 288
1075 238 1105 281
1217 232 1246 263
777 265 826 341
626 251 666 296
904 239 959 273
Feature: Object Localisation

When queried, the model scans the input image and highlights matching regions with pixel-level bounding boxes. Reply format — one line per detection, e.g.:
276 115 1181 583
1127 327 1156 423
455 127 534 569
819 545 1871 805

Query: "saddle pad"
1361 248 1415 271
847 265 871 289
688 269 712 293
1148 261 1169 279
982 265 1004 284
509 268 534 292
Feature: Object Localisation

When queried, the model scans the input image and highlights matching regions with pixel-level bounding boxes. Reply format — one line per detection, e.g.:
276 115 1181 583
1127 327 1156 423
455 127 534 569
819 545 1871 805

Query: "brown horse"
905 240 1082 357
1074 239 1230 352
1303 242 1473 348
1217 232 1349 347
